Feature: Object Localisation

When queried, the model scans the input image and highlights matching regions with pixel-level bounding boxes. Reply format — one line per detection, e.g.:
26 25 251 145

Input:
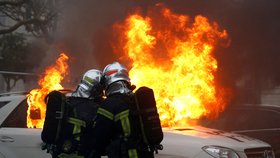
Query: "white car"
0 92 275 158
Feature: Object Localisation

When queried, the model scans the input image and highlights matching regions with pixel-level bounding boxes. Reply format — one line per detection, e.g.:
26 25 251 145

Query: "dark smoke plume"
34 0 280 103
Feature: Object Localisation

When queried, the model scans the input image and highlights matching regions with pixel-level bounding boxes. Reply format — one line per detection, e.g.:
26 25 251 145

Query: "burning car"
0 92 275 158
1 4 276 158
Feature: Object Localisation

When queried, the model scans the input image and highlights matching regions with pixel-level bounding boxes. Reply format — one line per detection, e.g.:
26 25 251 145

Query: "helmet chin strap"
105 81 132 97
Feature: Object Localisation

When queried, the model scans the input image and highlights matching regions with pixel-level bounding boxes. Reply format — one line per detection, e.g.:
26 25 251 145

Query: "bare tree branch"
0 18 41 34
0 0 25 6
0 0 60 42
1 7 21 21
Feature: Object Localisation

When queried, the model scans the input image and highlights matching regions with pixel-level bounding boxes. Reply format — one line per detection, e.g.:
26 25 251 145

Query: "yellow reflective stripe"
114 110 131 137
84 76 95 85
58 153 84 158
97 108 114 120
121 117 131 137
72 125 81 141
114 110 129 121
128 149 138 158
68 117 86 127
68 117 86 141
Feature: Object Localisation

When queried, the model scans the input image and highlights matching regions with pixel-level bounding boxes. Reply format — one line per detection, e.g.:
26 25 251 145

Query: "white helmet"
72 69 103 98
103 62 130 89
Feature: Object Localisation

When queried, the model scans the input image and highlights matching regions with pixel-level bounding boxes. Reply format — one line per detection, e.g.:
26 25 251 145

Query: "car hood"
163 126 271 151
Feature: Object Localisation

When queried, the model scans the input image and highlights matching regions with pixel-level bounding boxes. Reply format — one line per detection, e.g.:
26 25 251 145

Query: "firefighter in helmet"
72 69 104 99
43 69 104 158
60 69 104 158
89 62 153 158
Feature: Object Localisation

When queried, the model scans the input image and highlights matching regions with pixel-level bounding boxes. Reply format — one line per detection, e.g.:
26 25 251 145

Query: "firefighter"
89 62 154 158
71 69 103 100
42 69 104 158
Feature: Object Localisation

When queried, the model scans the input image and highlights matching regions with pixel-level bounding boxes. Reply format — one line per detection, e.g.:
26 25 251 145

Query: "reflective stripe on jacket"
92 94 138 158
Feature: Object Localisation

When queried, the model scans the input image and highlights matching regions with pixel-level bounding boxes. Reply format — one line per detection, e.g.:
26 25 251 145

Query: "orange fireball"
27 53 69 128
114 5 230 127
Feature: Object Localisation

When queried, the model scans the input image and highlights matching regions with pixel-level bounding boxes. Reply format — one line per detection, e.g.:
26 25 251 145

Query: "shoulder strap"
54 92 66 143
133 94 149 144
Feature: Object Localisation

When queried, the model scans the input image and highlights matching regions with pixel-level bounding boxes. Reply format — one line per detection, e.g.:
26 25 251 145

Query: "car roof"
243 103 280 109
224 103 280 113
0 91 29 97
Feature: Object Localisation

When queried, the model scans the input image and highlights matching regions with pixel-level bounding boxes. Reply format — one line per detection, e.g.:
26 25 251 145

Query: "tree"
0 33 42 91
0 0 59 41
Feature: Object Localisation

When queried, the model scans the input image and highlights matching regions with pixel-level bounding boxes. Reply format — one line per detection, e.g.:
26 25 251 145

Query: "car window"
1 99 28 128
245 108 280 129
218 108 280 130
0 101 9 109
200 106 280 131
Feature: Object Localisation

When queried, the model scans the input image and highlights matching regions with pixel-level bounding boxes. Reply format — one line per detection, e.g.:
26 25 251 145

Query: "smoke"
33 0 280 103
35 0 136 87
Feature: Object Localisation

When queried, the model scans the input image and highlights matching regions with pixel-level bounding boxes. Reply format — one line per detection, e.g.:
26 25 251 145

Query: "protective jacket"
60 96 101 157
90 93 154 158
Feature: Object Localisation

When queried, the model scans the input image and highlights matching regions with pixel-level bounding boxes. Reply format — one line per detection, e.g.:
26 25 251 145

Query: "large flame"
114 5 230 127
27 53 69 128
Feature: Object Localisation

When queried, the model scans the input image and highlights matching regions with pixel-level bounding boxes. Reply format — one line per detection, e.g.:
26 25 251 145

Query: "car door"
0 95 51 158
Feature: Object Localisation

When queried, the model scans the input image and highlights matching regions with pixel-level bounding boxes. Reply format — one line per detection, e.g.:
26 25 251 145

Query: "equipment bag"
41 90 67 144
134 86 163 149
